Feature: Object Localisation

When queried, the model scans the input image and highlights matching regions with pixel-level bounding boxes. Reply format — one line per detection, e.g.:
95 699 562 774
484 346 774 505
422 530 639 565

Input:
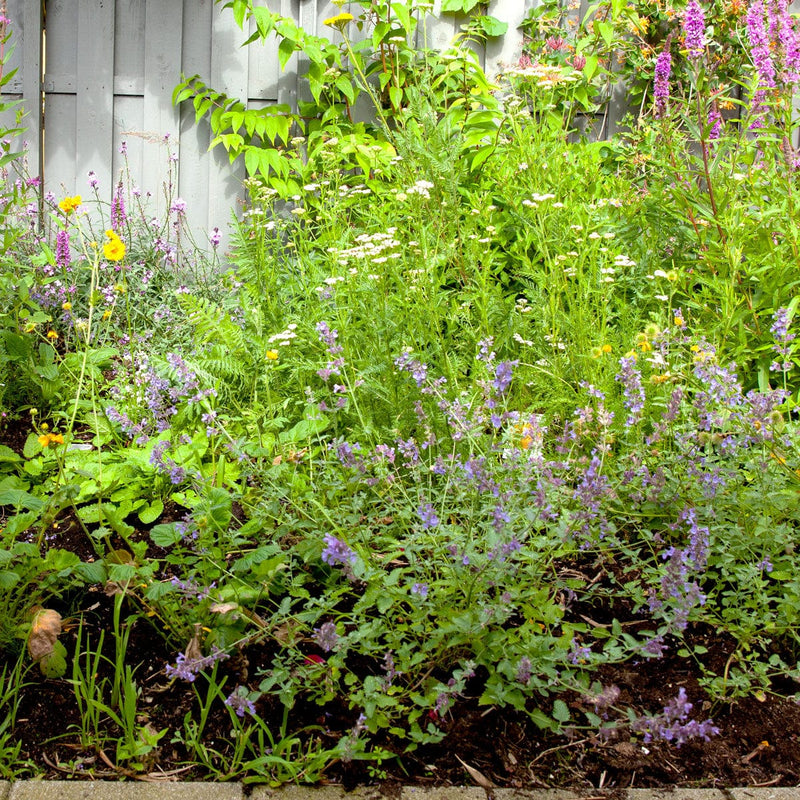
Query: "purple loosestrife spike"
654 41 672 118
747 1 776 86
56 229 71 271
778 2 800 83
683 0 706 59
111 181 127 229
747 0 776 124
708 107 723 140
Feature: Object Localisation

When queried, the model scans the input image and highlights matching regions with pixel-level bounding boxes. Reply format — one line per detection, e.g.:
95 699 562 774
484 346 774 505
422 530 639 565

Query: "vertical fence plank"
76 0 115 204
142 0 184 208
277 0 300 110
179 0 214 248
247 0 281 104
43 0 78 197
112 0 145 190
0 0 40 171
21 0 42 180
207 1 248 250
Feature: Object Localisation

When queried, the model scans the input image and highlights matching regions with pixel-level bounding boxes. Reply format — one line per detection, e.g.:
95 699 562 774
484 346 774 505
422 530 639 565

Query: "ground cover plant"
3 0 800 787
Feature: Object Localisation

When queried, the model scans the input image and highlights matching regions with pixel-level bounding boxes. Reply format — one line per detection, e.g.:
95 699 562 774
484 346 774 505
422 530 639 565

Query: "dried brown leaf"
454 754 496 789
28 608 62 662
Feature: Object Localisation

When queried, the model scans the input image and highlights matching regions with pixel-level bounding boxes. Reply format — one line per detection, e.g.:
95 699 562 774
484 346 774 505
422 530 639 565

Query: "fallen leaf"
209 602 239 614
454 754 496 790
27 608 62 662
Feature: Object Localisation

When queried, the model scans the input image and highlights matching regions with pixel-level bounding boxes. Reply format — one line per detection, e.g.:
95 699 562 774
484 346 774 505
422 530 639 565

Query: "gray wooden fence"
1 0 534 253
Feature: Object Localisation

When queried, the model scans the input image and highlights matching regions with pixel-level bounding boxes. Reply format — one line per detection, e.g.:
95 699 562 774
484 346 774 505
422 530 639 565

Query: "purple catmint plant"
224 687 256 717
515 656 533 685
316 321 345 382
165 647 229 682
149 439 186 485
616 354 645 427
170 575 216 601
649 542 706 633
584 683 620 714
383 651 399 686
770 307 795 373
683 0 706 60
417 501 440 529
632 687 719 746
314 621 339 652
321 533 357 571
411 582 429 599
492 360 518 395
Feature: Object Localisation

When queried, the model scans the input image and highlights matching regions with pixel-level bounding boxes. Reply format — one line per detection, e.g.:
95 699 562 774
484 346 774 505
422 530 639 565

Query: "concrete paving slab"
0 782 8 800
8 781 244 800
251 787 387 800
402 788 487 800
731 791 800 800
490 792 593 800
627 792 729 800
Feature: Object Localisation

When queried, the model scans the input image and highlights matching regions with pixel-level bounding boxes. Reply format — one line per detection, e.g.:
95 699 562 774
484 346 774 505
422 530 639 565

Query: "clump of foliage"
1 0 800 785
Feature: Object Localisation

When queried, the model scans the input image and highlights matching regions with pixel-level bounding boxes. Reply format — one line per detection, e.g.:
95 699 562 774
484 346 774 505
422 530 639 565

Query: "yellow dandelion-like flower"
324 11 354 28
266 350 279 361
38 432 65 448
103 231 126 262
102 309 113 320
58 195 82 215
46 330 58 340
62 301 72 311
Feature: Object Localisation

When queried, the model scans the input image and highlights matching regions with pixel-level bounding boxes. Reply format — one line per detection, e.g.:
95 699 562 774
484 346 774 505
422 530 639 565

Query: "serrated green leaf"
150 522 181 548
552 698 570 723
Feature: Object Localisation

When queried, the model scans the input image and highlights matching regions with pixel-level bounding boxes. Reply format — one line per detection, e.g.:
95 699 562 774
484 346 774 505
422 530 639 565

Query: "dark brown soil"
11 604 800 788
4 413 800 788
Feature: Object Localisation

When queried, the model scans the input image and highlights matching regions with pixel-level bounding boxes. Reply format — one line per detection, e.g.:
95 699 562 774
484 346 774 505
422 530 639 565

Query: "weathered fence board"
4 0 534 253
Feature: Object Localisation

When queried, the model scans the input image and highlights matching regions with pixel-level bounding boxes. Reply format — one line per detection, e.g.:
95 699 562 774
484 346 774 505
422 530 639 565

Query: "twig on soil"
528 737 590 765
750 777 783 787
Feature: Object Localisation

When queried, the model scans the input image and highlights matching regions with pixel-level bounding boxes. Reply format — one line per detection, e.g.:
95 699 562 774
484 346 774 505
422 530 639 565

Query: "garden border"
0 784 796 800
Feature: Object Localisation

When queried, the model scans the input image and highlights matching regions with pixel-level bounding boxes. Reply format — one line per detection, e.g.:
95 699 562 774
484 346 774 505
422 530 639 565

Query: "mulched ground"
4 415 800 788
